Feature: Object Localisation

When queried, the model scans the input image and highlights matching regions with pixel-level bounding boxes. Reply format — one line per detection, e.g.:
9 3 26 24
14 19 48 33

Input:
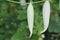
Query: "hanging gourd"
20 0 26 6
27 1 34 37
40 0 50 33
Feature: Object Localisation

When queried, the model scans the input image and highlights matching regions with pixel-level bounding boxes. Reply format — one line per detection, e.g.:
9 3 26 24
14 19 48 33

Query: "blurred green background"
0 0 60 40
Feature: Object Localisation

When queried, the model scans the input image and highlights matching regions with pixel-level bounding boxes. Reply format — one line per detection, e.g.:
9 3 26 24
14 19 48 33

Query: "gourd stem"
7 0 44 4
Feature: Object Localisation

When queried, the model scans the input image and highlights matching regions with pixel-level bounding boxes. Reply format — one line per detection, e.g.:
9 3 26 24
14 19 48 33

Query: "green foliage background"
0 0 60 40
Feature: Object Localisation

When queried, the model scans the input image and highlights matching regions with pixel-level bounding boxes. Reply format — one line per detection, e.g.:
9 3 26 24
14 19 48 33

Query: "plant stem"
6 0 44 4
